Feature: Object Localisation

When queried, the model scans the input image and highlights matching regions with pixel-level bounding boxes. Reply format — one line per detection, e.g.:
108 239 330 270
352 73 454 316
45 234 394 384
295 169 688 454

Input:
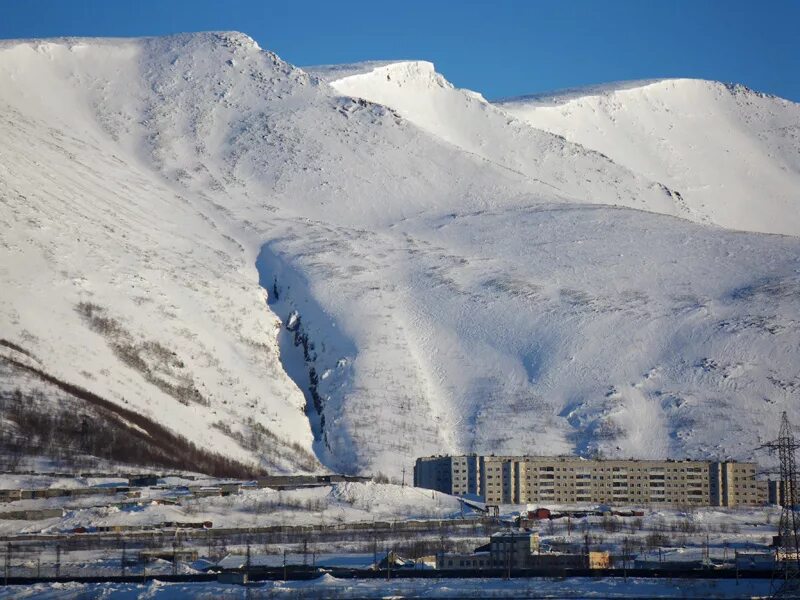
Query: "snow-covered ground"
0 481 784 600
0 480 780 564
0 575 776 599
0 472 128 491
0 482 463 535
1 32 799 480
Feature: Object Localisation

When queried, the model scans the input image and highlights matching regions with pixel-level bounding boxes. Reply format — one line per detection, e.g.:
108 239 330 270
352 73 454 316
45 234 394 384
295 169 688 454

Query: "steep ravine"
255 243 359 474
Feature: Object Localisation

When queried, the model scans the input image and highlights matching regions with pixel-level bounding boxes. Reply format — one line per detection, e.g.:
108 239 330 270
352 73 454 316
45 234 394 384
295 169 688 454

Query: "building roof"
490 529 534 539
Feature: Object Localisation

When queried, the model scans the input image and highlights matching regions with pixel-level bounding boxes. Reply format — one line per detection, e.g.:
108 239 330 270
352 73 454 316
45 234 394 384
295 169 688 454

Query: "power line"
757 411 800 597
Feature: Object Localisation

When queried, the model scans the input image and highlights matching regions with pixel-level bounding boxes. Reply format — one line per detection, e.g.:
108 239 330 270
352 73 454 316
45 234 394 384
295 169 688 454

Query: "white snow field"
495 79 800 235
0 576 775 599
1 32 799 478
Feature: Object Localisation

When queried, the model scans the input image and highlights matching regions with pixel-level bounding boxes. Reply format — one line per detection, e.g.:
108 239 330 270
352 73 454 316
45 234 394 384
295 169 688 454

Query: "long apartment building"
414 455 767 507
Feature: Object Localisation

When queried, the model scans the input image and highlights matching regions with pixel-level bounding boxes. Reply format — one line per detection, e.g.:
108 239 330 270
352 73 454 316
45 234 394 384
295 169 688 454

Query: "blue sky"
1 0 798 101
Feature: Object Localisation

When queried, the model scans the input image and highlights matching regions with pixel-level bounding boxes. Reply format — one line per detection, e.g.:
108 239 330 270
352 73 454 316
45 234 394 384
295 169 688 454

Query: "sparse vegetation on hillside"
212 418 320 472
75 302 210 407
0 352 263 478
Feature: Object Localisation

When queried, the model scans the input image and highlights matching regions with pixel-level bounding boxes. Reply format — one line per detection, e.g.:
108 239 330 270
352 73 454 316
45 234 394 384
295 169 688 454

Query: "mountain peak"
306 60 460 95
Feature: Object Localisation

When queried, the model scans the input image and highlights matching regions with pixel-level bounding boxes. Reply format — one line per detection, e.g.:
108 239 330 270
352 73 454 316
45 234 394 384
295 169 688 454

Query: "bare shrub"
1 355 261 478
75 303 209 407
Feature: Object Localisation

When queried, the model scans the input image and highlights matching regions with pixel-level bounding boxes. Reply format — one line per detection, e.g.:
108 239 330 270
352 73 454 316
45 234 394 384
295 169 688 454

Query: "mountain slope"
309 61 684 217
0 36 319 473
0 33 547 474
1 34 798 478
495 79 800 235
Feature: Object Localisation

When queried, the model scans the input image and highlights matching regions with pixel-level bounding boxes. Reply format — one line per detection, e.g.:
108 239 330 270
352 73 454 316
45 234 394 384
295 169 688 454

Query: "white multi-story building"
414 455 767 507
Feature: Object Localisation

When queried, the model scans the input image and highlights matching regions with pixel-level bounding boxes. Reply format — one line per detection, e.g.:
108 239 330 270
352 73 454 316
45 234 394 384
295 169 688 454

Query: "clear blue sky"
1 0 798 101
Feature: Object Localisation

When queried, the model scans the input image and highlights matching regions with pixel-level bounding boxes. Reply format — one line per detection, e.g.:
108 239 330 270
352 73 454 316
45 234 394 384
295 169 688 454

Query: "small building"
437 530 609 572
776 549 800 563
218 572 248 585
489 530 540 568
529 553 586 569
129 475 160 487
0 490 22 503
220 483 242 496
190 486 222 498
437 551 491 570
140 548 199 563
529 508 552 520
0 508 64 520
588 550 611 569
375 551 419 570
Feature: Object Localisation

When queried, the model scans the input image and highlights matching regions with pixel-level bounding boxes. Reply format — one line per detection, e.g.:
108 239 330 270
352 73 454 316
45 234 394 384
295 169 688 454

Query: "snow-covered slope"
0 36 321 474
309 61 683 217
1 33 798 479
495 79 800 235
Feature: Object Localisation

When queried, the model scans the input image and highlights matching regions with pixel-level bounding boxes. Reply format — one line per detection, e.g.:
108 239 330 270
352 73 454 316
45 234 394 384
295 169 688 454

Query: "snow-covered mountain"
317 64 800 236
1 33 798 477
495 79 800 236
309 61 683 218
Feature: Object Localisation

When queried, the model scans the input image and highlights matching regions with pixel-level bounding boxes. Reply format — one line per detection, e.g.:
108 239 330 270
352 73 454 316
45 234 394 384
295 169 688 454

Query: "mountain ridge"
495 77 789 106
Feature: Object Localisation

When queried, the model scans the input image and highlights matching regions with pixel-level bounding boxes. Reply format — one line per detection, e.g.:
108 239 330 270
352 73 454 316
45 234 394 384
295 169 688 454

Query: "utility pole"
505 537 510 580
584 533 590 566
4 542 10 586
245 537 251 582
121 540 127 577
55 544 61 579
386 548 391 582
283 549 287 581
171 541 177 576
401 467 406 488
372 524 378 570
622 537 629 579
758 411 800 596
508 535 513 580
